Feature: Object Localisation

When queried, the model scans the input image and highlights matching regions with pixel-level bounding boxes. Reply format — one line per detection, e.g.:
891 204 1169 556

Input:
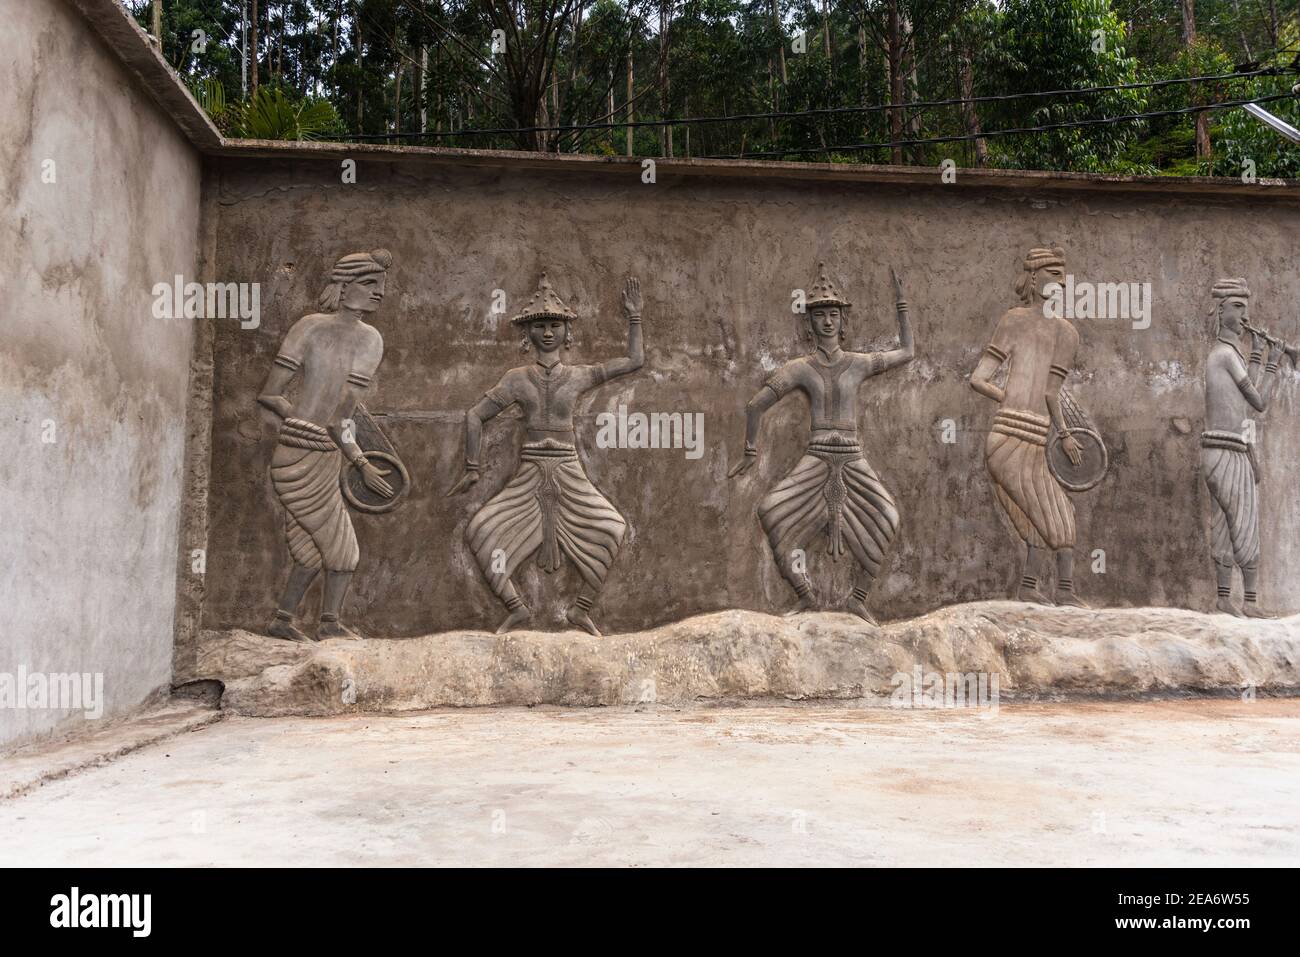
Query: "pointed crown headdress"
805 262 852 309
511 272 578 325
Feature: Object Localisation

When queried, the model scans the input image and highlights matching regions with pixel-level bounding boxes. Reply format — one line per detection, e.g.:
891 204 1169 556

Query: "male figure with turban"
257 249 396 640
1202 277 1283 617
728 263 914 625
448 274 644 636
970 247 1086 606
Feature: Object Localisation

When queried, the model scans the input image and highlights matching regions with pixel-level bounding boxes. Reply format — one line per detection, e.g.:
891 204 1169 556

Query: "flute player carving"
448 274 644 636
1202 278 1287 618
728 263 914 625
257 249 396 641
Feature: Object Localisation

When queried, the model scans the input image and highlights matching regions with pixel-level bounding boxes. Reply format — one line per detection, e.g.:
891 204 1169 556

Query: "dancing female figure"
449 274 645 635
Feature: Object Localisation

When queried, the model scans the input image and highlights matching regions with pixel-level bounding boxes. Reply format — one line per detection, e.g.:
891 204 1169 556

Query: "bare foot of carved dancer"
783 577 817 617
566 594 601 636
1017 575 1055 606
318 616 363 640
1053 552 1087 607
496 596 533 634
267 611 313 642
845 596 879 626
1242 596 1275 619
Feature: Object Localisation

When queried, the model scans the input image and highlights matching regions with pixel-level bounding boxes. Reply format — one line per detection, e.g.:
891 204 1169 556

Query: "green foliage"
131 0 1300 173
186 74 342 141
189 76 228 118
232 86 344 140
975 0 1146 172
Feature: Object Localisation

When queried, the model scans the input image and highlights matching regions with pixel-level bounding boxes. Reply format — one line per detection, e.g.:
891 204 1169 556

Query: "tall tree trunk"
684 94 690 158
901 12 921 163
1228 0 1253 60
151 0 162 47
1182 0 1211 160
626 51 634 156
859 24 868 137
251 0 260 95
355 16 363 131
886 0 903 164
415 44 426 134
821 0 831 59
394 61 403 138
772 0 787 85
660 1 672 157
551 70 560 152
958 42 987 166
768 60 776 140
275 3 283 84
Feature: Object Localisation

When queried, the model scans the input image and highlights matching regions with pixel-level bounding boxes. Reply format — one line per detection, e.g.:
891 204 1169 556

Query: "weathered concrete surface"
0 0 203 747
0 702 222 801
1 701 1296 866
187 603 1300 717
199 153 1300 642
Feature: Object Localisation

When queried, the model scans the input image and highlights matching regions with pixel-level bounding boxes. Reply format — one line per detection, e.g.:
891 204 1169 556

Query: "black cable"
338 67 1287 142
704 92 1299 160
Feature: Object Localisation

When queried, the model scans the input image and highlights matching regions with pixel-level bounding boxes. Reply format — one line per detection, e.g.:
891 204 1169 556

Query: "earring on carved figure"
729 262 914 624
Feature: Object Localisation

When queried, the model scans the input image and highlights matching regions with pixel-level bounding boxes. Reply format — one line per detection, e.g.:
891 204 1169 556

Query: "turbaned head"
319 249 393 312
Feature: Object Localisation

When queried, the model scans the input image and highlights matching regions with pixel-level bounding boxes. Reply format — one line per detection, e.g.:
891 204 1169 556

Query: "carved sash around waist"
521 439 579 464
279 417 336 451
807 436 863 457
992 409 1051 447
1201 430 1249 454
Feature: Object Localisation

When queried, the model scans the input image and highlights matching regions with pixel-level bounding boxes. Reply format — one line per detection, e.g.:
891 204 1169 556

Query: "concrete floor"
1 699 1298 866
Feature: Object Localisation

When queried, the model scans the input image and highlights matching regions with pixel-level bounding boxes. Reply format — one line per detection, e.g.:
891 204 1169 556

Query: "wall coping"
76 0 1300 202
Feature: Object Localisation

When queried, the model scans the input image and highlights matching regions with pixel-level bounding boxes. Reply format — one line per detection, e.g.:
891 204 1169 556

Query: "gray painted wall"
198 157 1300 638
0 0 202 747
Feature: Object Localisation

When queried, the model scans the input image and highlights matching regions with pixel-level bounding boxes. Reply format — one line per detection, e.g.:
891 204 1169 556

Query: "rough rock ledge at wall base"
189 603 1300 717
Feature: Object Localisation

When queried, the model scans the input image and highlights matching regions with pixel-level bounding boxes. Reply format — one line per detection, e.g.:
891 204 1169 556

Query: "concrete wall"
197 153 1300 638
0 0 204 747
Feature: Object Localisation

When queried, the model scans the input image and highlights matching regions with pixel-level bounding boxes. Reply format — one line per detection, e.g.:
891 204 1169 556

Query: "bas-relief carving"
969 246 1104 608
1202 278 1292 618
340 405 411 513
246 248 1299 645
449 274 645 636
729 263 915 625
257 249 402 641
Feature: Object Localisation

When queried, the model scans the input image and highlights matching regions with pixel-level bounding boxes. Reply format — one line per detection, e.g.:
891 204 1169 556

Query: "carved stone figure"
257 249 397 641
449 274 644 636
729 263 915 625
969 246 1088 607
1202 278 1286 618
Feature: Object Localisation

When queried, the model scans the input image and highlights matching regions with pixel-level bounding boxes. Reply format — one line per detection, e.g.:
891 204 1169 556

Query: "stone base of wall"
187 603 1300 716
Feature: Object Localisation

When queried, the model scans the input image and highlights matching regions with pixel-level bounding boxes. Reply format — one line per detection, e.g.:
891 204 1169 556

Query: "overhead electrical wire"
339 66 1291 143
